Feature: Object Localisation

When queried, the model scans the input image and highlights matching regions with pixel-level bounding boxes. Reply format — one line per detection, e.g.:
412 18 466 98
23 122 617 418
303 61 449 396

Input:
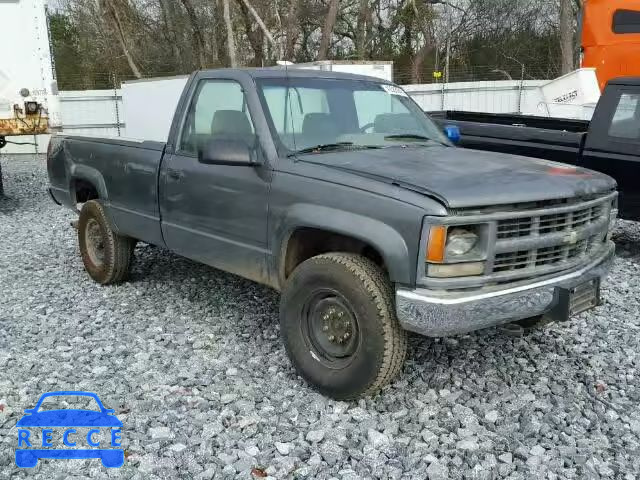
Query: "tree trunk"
355 0 368 58
237 0 264 65
223 0 237 67
318 0 339 60
158 0 182 69
410 0 434 84
284 0 299 60
214 0 228 65
411 43 432 84
560 0 574 75
237 0 279 57
179 0 207 68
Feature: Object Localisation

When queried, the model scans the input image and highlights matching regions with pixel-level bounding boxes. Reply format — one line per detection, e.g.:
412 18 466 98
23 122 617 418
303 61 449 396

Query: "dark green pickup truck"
48 69 617 399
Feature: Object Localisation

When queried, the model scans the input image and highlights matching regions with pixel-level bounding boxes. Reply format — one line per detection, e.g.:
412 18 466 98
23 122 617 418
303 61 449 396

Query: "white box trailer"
0 0 61 157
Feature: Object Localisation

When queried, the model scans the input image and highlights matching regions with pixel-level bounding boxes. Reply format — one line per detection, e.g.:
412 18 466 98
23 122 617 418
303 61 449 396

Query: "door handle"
167 169 184 180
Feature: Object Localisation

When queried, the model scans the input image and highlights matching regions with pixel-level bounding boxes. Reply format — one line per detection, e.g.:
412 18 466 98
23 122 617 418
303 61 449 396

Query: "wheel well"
282 228 386 280
72 178 99 206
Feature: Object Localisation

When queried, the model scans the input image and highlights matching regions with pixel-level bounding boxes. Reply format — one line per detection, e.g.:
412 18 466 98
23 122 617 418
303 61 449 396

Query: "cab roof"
202 67 394 84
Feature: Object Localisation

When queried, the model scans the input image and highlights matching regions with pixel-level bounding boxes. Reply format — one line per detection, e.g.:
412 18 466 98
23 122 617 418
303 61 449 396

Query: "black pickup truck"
431 77 640 220
48 69 617 399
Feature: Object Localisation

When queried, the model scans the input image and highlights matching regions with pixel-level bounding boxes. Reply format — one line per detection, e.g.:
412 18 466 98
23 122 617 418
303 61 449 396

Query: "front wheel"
280 253 407 400
78 200 135 285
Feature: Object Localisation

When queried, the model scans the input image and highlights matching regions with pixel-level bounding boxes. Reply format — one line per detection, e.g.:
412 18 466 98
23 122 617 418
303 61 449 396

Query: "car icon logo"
15 391 124 468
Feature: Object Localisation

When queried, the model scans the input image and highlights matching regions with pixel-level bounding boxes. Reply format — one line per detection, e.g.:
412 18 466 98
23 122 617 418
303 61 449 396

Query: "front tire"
280 253 407 400
78 200 135 285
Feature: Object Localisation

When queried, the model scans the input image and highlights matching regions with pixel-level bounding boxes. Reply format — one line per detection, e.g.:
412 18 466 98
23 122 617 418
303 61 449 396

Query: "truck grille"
493 236 595 273
491 195 613 277
497 204 604 239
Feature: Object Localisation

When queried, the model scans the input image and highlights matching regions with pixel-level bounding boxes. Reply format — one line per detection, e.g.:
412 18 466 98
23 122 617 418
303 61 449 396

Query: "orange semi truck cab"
582 0 640 91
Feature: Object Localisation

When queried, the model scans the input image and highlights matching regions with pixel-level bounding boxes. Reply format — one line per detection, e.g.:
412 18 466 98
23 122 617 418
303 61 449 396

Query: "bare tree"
238 0 281 58
318 0 339 60
355 0 369 58
237 0 264 65
410 0 436 83
99 0 142 77
284 0 299 60
157 0 183 69
179 0 207 68
223 0 237 67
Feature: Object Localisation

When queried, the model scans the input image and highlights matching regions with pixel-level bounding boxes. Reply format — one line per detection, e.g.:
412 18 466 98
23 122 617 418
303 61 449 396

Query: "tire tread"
286 252 407 399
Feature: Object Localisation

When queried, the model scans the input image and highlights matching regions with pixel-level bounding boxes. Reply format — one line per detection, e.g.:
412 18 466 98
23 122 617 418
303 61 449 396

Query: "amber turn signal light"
426 225 447 263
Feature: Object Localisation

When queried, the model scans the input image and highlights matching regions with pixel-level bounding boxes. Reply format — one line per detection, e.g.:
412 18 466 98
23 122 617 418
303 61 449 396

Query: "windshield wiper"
384 134 433 141
384 134 449 147
292 142 382 155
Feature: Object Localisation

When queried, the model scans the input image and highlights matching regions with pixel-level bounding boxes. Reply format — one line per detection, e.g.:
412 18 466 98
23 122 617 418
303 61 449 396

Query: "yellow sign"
433 71 443 79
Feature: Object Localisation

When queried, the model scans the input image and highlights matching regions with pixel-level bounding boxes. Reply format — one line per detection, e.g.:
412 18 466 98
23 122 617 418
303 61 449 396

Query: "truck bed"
429 111 588 163
47 134 166 246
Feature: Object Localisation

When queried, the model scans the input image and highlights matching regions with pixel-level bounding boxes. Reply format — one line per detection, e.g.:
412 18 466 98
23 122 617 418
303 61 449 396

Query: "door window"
608 92 640 140
179 80 255 154
613 10 640 34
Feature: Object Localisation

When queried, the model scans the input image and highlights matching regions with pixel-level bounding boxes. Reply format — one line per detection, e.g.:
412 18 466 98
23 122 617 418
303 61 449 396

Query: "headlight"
445 228 478 256
425 223 488 278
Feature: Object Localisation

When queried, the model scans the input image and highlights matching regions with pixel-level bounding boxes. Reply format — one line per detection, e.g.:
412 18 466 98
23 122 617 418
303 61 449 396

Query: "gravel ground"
1 154 640 480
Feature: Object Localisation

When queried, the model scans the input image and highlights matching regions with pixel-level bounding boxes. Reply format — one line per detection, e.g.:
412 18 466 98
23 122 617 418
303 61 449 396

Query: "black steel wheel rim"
300 288 360 369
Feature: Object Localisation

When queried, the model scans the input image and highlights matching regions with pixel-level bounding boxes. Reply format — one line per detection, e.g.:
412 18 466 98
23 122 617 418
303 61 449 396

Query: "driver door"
159 76 271 283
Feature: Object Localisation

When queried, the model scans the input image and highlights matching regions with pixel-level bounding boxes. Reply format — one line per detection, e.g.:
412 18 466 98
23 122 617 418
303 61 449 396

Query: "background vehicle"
431 77 638 220
581 0 640 91
47 69 616 399
0 0 61 195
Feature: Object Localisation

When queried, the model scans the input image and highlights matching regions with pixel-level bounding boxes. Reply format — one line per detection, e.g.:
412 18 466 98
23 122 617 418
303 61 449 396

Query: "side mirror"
443 125 461 144
198 138 256 166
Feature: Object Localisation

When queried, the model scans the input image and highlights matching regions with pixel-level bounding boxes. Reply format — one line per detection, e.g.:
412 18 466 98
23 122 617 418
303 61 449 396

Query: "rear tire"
78 200 135 285
280 253 407 400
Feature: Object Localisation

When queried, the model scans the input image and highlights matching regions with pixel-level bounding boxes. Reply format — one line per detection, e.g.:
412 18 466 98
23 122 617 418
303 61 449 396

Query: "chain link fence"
3 61 560 154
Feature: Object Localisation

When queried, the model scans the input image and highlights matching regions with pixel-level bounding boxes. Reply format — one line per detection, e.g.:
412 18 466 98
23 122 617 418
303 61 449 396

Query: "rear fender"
68 165 119 232
69 164 109 202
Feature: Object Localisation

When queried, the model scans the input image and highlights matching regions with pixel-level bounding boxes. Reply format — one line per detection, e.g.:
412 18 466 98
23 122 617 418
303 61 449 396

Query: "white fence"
404 80 548 114
3 78 591 154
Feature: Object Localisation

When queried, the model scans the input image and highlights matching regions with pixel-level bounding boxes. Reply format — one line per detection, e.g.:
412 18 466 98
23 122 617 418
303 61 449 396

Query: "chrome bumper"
396 242 615 337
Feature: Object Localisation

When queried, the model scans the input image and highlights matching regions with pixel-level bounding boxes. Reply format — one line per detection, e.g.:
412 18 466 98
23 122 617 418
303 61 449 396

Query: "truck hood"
301 146 616 208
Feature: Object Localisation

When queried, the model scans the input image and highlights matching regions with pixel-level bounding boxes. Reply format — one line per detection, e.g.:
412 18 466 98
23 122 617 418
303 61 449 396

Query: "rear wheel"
78 200 135 285
280 253 407 400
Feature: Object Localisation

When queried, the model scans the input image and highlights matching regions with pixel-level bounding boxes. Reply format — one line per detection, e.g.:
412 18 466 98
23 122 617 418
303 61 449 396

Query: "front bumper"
396 242 614 337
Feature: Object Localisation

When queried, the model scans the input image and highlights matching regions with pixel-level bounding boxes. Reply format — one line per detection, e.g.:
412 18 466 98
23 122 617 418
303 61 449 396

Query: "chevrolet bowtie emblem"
563 231 579 245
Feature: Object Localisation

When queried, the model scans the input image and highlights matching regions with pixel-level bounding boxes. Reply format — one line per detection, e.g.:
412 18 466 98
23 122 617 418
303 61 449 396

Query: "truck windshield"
256 77 449 154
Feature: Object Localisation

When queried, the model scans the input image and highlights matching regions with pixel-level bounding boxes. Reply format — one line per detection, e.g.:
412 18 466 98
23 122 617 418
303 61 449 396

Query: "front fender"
277 204 412 285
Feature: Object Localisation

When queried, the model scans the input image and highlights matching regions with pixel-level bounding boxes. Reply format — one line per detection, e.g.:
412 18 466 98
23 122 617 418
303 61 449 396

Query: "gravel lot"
1 154 640 479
